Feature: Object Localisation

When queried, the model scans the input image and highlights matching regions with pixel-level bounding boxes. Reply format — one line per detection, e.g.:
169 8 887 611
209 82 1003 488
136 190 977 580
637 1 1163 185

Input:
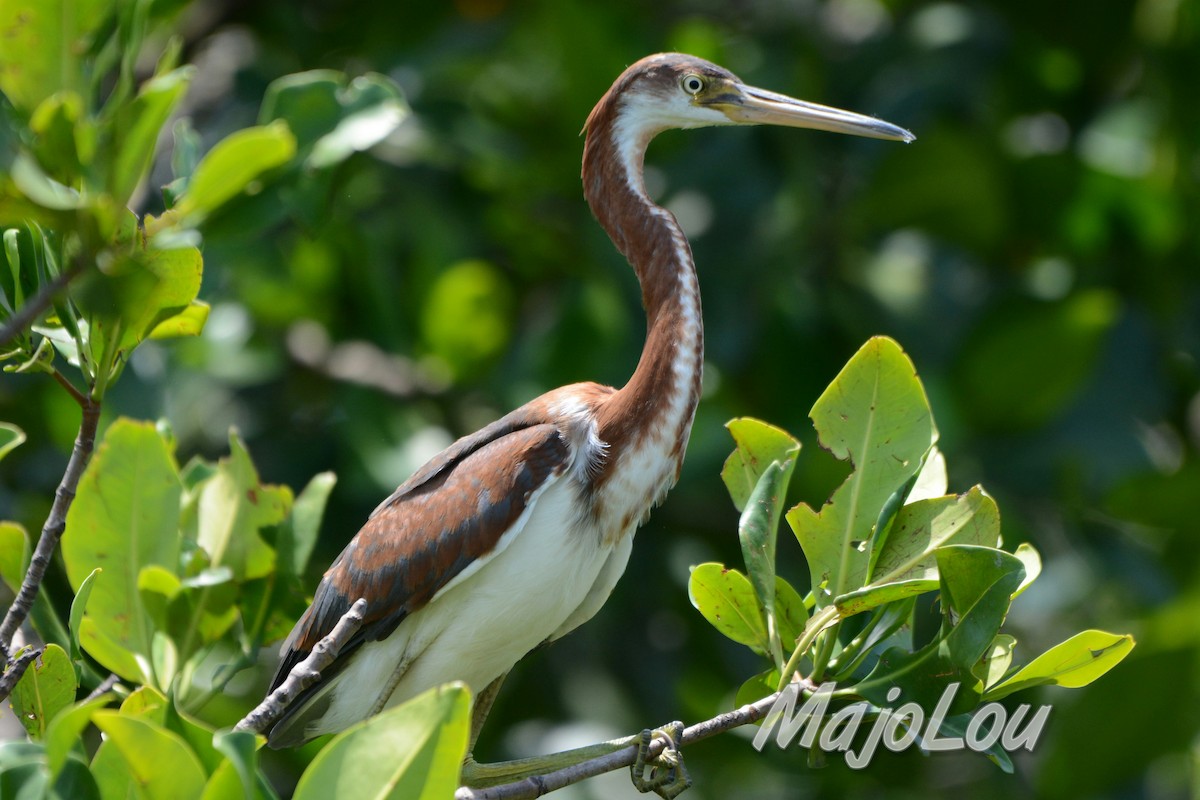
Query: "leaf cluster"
690 336 1134 771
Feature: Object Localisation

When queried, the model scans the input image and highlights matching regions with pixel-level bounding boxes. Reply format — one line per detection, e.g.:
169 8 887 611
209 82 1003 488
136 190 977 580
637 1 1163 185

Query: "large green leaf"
832 488 1001 617
721 417 800 513
687 562 769 653
0 0 109 113
983 630 1136 701
193 430 289 580
283 470 336 576
787 337 936 606
44 693 113 776
109 67 194 204
91 712 207 800
738 460 792 666
852 546 1024 712
293 683 470 800
175 122 297 221
11 644 76 738
62 419 182 684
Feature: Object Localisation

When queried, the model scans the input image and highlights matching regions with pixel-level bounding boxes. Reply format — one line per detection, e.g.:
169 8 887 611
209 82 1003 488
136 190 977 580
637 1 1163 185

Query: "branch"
234 598 367 735
0 396 101 692
0 646 41 699
0 258 87 348
456 677 819 800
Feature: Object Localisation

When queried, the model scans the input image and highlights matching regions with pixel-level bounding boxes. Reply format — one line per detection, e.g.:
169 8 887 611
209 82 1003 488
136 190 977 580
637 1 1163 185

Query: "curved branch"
456 677 819 800
0 395 101 692
234 598 367 735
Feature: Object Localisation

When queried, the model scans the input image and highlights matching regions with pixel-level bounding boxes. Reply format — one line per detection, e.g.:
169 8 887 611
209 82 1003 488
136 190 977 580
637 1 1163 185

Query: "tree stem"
0 395 101 699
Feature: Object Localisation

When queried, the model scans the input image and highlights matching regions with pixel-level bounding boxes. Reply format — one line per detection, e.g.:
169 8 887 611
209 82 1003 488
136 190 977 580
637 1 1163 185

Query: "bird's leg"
630 721 691 799
468 672 508 754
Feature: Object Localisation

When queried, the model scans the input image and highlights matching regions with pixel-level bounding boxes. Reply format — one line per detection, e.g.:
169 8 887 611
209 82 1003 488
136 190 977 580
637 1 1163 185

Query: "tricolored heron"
265 53 912 756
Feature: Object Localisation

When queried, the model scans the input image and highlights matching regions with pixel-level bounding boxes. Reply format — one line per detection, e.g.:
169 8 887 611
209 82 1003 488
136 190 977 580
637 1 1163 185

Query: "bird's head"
588 52 914 147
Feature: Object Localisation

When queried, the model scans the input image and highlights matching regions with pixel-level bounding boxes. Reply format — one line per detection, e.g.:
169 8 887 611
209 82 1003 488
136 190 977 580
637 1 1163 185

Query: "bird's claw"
630 721 691 799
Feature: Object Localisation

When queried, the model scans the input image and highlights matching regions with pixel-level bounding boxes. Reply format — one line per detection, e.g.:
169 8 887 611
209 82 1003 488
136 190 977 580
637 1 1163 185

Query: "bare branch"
234 598 368 735
0 396 101 694
0 258 87 348
456 678 819 800
0 646 41 699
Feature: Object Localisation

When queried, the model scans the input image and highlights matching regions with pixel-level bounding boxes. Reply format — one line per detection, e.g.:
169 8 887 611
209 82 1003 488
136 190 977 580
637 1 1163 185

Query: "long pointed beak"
715 84 915 143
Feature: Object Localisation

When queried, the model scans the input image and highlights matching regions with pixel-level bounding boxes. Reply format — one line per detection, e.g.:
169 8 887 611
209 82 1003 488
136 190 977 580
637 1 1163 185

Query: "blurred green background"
3 0 1198 797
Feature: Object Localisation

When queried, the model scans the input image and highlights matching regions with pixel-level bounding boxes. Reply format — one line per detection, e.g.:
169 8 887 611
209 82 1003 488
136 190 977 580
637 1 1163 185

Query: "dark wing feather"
266 409 570 737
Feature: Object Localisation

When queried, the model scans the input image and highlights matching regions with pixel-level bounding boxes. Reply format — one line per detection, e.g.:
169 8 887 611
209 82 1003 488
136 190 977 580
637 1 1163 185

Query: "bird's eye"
681 74 705 95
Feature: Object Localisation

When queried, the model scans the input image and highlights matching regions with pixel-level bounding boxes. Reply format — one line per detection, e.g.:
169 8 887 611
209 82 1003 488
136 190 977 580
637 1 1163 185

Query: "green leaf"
78 617 147 683
284 471 336 576
853 546 1024 712
936 546 1025 670
194 430 289 580
44 693 113 776
67 567 101 666
11 644 76 738
1011 542 1042 597
62 419 183 684
29 92 90 182
92 712 208 800
175 122 297 221
832 488 1001 617
148 299 209 339
259 70 408 168
0 520 30 592
211 730 259 800
294 683 470 800
721 417 801 512
738 460 791 666
687 563 768 653
114 246 204 353
0 0 109 113
983 630 1136 701
109 67 194 204
973 633 1017 690
775 577 808 650
734 668 781 711
787 337 936 606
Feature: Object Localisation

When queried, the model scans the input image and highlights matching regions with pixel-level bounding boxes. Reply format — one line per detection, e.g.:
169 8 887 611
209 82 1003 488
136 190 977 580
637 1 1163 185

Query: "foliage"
690 337 1133 772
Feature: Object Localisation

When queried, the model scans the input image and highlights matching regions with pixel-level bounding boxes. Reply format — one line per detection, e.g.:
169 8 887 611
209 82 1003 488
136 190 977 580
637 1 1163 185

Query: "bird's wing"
266 409 571 719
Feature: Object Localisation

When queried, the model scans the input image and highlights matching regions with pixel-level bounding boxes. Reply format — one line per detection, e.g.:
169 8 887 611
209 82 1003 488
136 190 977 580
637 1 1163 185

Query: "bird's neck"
581 113 703 497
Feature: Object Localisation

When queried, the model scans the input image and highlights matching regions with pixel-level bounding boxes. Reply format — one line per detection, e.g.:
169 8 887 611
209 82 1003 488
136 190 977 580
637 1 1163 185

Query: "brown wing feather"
266 409 571 706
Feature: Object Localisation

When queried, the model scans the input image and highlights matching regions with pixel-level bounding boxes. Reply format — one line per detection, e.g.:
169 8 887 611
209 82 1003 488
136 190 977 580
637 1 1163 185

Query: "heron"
265 52 912 779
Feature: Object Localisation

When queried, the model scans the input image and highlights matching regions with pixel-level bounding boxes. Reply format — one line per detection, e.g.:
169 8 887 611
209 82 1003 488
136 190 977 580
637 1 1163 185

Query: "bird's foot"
630 721 691 799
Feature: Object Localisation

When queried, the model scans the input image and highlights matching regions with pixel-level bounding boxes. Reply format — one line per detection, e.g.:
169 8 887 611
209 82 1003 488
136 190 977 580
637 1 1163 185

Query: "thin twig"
83 673 121 703
234 598 367 735
0 259 87 348
0 397 101 699
456 677 820 800
0 646 41 698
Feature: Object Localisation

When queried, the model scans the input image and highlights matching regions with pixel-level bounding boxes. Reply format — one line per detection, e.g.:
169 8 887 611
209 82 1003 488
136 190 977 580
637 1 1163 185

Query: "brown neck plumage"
580 89 704 486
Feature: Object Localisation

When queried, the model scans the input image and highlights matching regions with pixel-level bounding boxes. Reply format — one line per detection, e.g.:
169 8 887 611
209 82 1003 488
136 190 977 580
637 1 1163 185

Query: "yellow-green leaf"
687 562 769 653
176 122 297 220
294 683 470 800
11 643 76 738
983 630 1136 701
92 711 207 800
